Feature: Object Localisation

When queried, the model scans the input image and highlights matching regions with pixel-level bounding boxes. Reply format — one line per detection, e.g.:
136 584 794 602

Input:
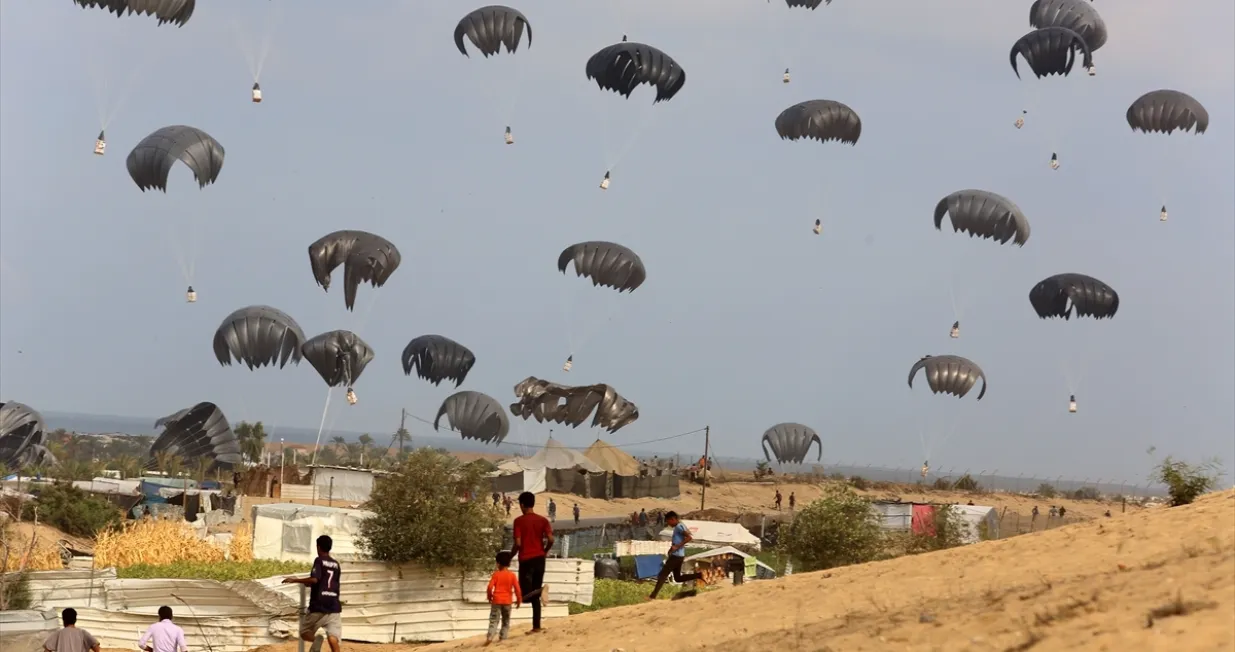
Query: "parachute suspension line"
252 1 282 84
309 387 335 466
498 51 526 131
162 220 193 286
570 292 623 358
606 102 661 173
558 279 579 357
948 280 962 323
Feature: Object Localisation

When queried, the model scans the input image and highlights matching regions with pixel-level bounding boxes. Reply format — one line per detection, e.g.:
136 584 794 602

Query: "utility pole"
699 426 710 511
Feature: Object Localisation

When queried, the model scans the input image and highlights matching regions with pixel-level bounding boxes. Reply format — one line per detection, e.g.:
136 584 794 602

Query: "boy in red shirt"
485 551 522 645
510 491 553 634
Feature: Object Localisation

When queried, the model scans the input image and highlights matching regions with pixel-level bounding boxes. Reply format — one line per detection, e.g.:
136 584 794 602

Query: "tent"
583 440 642 476
490 438 602 495
950 504 1000 543
683 546 776 580
659 520 762 552
250 503 371 562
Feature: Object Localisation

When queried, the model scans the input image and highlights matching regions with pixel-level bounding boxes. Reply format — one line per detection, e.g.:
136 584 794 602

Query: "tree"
21 484 122 538
112 455 142 480
358 448 502 571
53 459 98 482
234 421 268 466
1153 456 1222 507
154 450 184 480
393 425 411 454
1036 483 1058 498
358 434 374 467
778 485 884 573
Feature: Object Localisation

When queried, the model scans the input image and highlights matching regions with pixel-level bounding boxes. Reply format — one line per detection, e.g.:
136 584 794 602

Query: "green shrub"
932 477 953 490
1154 457 1222 507
568 579 687 615
116 560 310 581
952 474 981 492
1036 483 1057 498
1069 486 1101 501
22 484 122 538
847 475 870 490
779 485 883 573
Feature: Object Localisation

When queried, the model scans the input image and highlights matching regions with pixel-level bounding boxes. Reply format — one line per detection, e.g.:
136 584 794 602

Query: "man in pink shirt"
139 607 187 652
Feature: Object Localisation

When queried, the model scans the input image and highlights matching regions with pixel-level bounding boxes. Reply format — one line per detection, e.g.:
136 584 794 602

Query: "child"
485 551 522 645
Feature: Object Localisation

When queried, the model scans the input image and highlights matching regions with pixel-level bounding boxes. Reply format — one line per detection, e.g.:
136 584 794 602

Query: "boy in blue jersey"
648 511 703 599
283 535 342 652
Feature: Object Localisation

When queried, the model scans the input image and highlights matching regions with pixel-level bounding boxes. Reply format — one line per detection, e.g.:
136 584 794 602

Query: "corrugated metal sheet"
281 484 316 501
0 609 58 634
19 568 116 610
72 607 292 652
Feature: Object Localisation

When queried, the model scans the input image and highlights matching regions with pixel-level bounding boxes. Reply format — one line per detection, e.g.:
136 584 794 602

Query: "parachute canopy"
435 390 510 445
1010 27 1093 79
761 422 822 465
775 100 861 145
510 377 639 434
908 355 987 400
455 6 532 57
1127 90 1209 135
1029 0 1107 51
146 402 242 472
558 241 647 293
586 41 685 103
934 190 1031 246
302 330 375 389
0 401 56 470
307 231 401 311
126 125 225 192
401 335 476 388
213 305 306 370
74 0 195 27
785 0 831 8
1029 273 1119 320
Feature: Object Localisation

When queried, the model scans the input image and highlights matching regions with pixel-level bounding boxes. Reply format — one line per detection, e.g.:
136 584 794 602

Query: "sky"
1 1 1232 485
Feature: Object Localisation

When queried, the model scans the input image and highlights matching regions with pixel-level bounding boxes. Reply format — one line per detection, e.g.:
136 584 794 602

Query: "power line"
401 408 707 451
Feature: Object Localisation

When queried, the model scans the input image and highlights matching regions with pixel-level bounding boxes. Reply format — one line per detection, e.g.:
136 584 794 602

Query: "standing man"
138 606 186 652
283 535 342 652
788 492 796 511
44 609 100 652
648 512 702 600
547 498 557 523
774 490 782 510
572 502 581 525
511 492 554 634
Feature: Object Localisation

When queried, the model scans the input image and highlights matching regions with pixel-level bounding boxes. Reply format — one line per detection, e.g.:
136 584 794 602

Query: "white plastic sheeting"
309 466 377 503
18 568 116 610
949 505 1000 543
615 540 672 558
658 520 762 551
251 503 371 562
71 478 141 495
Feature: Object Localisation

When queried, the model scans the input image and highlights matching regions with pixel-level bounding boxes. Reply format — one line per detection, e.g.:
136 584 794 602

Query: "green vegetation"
1068 486 1101 501
951 473 981 492
778 485 885 573
1154 457 1223 507
888 504 970 556
568 578 688 615
116 559 311 581
22 483 122 538
847 475 871 490
358 448 503 571
1036 483 1058 498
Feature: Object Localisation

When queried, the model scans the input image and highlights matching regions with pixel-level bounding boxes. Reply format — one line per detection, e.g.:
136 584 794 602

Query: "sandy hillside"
282 488 1227 652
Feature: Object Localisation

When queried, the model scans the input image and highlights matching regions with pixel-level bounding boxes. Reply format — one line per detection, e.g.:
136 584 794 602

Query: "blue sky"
1 1 1231 483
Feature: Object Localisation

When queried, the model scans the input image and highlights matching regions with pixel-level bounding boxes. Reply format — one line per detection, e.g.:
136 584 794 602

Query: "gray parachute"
146 402 242 472
934 190 1031 246
126 126 225 192
1127 90 1209 135
1029 273 1119 320
213 305 305 370
785 0 831 8
909 355 987 400
510 377 639 434
0 401 56 470
302 331 375 389
1010 27 1093 79
455 6 532 57
558 241 647 293
761 422 822 465
435 391 510 444
402 335 476 387
74 0 195 27
586 40 685 103
307 231 401 311
1029 0 1107 52
775 100 861 145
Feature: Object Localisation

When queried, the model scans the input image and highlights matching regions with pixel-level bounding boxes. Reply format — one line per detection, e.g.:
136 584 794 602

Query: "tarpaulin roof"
496 438 602 473
583 439 642 476
659 520 761 551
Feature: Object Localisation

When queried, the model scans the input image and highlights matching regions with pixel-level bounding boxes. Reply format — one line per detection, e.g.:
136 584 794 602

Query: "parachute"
126 126 225 192
307 231 401 311
775 100 861 145
761 422 822 465
1029 273 1119 320
558 242 646 293
146 402 242 472
0 401 56 470
586 40 686 103
908 355 987 400
1126 90 1209 135
934 190 1031 246
1028 0 1107 52
510 377 639 434
434 390 510 444
302 331 375 399
1010 27 1093 79
73 0 195 27
785 0 830 8
455 6 532 57
213 305 306 370
401 335 476 388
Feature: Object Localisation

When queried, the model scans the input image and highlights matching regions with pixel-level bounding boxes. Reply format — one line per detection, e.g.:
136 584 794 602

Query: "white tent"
491 438 602 494
950 504 1000 543
658 520 761 552
250 503 371 562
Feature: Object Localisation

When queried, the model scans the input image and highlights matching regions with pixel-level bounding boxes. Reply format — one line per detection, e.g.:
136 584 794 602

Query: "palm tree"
234 421 268 467
112 455 141 480
194 456 213 484
357 434 373 467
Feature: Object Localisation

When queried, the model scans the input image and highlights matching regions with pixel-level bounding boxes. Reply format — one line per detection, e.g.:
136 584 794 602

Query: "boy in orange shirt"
485 551 522 645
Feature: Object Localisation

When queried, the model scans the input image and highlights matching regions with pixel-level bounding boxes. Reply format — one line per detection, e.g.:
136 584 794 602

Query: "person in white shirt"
139 607 187 652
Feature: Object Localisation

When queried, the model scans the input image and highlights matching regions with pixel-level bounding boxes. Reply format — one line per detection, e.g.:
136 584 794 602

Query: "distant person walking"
44 609 100 652
547 498 557 523
774 490 782 510
1031 506 1040 522
1049 506 1058 519
638 508 649 527
788 492 796 511
1058 506 1066 519
512 492 554 634
572 502 581 525
503 494 513 516
492 492 501 507
648 512 703 600
485 551 522 645
283 535 342 652
138 606 186 652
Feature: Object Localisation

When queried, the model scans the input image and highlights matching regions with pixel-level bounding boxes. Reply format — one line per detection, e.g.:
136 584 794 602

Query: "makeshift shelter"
658 520 761 552
950 504 1000 543
870 502 999 544
305 465 387 503
490 438 602 495
250 503 371 562
683 546 776 580
583 440 641 475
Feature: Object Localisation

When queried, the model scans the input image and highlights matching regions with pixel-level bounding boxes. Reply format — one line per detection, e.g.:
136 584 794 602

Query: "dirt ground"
237 488 1235 652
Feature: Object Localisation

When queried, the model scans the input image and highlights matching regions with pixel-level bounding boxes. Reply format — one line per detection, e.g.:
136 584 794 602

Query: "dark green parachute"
455 6 532 57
